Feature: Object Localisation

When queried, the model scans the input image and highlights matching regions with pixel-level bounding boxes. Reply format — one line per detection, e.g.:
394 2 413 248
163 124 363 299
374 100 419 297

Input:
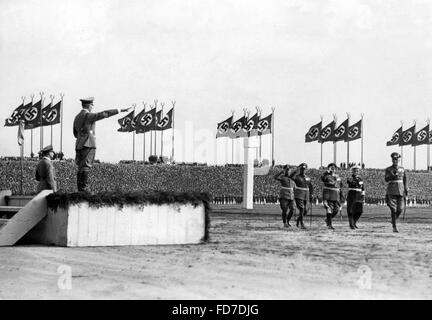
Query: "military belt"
281 187 294 190
387 180 403 183
295 186 309 191
348 188 362 192
323 186 340 191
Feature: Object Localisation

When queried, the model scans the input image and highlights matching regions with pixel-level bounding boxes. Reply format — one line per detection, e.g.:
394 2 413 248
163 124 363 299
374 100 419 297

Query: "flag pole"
49 94 55 146
142 102 146 162
132 103 136 161
271 107 275 166
154 99 158 157
413 120 417 171
160 102 165 158
333 114 337 165
19 120 24 195
400 120 404 167
21 96 26 156
60 93 64 154
320 115 323 168
39 91 44 151
346 113 350 168
361 113 364 168
428 118 430 171
171 101 176 161
30 93 35 157
231 109 235 164
258 107 262 162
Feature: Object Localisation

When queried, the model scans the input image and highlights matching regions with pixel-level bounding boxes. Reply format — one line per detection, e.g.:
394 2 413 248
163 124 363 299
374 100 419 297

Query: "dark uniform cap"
40 145 53 153
299 163 308 169
327 162 337 169
80 97 94 105
391 152 401 159
351 164 360 171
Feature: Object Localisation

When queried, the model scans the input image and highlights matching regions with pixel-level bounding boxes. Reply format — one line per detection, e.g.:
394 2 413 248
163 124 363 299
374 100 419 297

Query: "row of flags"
386 124 431 146
4 100 62 129
216 112 273 138
117 106 174 133
305 118 362 143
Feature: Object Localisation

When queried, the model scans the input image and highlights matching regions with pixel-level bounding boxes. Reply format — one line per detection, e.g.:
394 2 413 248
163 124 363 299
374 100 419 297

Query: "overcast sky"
1 0 432 169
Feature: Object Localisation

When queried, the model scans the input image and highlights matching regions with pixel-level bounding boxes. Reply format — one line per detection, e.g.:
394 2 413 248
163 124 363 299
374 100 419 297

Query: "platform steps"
0 190 52 246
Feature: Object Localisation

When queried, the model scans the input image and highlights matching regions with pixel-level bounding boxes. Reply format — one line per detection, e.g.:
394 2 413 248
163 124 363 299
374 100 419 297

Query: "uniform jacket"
385 165 407 196
321 171 342 201
347 175 365 203
274 172 295 200
73 109 119 150
289 171 313 201
35 157 57 193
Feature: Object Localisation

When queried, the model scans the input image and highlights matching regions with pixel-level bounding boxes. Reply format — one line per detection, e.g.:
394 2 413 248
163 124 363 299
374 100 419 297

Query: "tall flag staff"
39 91 44 151
18 120 25 194
413 120 417 170
320 115 324 168
346 113 350 166
256 106 262 161
361 113 364 168
60 93 64 154
400 121 404 166
29 93 35 157
171 101 176 162
271 107 275 166
154 99 158 157
428 118 430 171
231 109 235 164
49 95 55 145
132 103 136 161
160 102 165 158
21 96 26 153
333 114 337 165
142 102 147 161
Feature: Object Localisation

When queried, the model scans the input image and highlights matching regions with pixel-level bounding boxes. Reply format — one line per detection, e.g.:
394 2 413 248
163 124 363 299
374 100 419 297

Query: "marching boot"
391 212 398 233
296 216 300 228
297 213 306 229
326 214 334 230
348 215 355 230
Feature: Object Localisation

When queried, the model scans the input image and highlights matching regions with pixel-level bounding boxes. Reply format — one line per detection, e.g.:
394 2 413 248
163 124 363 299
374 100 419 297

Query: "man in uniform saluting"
289 163 313 230
274 165 296 227
346 164 365 230
321 163 344 230
385 152 408 233
73 97 131 192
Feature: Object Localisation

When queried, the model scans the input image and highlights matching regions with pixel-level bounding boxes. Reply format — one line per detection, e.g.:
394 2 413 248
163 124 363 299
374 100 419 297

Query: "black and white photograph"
0 0 431 305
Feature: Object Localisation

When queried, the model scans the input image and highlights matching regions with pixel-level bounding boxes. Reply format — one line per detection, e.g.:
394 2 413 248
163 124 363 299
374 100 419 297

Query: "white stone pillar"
242 138 259 209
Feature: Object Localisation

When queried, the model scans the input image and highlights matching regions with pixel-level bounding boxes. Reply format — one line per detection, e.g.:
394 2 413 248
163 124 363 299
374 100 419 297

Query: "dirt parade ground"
0 204 431 300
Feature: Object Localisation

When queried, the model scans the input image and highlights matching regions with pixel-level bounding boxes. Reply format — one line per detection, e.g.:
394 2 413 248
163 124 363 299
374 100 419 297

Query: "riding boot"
348 215 355 229
391 212 398 233
286 209 294 227
326 214 334 230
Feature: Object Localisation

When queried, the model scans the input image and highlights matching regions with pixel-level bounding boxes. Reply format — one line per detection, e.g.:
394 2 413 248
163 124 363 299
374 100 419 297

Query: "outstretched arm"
87 107 132 122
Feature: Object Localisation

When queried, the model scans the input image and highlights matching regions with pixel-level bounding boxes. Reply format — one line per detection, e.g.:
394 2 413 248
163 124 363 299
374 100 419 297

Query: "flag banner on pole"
24 100 42 129
117 110 135 132
18 120 25 146
136 108 156 133
154 110 162 130
216 115 232 138
412 124 429 146
244 113 260 137
305 121 322 142
318 120 335 143
229 115 247 138
42 101 61 126
429 130 432 145
345 119 362 142
156 108 173 131
399 125 415 146
4 103 29 127
334 118 349 141
257 113 272 136
386 126 402 146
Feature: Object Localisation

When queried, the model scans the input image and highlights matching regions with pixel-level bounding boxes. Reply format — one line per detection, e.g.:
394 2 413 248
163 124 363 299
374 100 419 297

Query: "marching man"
274 165 296 227
289 163 314 230
385 152 408 232
346 164 365 229
321 163 344 230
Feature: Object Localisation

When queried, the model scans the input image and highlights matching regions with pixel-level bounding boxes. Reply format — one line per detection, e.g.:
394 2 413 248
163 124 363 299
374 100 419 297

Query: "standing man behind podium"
73 97 131 192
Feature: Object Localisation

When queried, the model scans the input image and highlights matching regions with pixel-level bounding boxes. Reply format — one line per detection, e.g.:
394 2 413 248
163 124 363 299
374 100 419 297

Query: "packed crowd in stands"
1 158 432 206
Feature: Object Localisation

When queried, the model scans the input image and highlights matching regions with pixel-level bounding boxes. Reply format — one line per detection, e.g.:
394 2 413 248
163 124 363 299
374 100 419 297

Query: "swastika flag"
386 126 402 146
305 121 322 143
229 115 248 138
42 101 61 126
4 103 30 127
334 118 349 141
345 119 362 142
318 120 335 143
257 113 272 136
135 107 156 133
399 125 416 146
216 115 233 138
117 110 135 132
156 108 173 131
24 100 42 129
412 124 429 146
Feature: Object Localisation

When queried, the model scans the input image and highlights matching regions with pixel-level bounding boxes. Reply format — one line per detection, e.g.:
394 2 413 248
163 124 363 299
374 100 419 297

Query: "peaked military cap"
351 164 360 171
80 97 94 105
299 163 308 169
327 162 337 169
391 152 401 159
40 145 53 153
